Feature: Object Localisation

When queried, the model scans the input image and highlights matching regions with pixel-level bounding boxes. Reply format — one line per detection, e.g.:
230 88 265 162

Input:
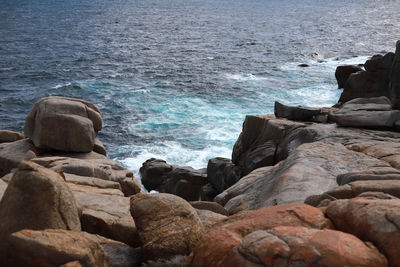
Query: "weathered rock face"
338 52 394 104
330 96 400 129
190 201 229 216
70 183 139 247
335 65 363 89
232 115 304 176
219 227 387 267
390 40 400 109
24 96 102 152
207 157 241 193
0 130 24 143
139 158 207 201
130 193 204 260
274 101 321 121
215 142 389 214
336 167 400 185
187 204 332 267
0 138 38 177
6 229 108 267
0 161 81 238
0 179 8 200
326 196 400 267
195 209 227 231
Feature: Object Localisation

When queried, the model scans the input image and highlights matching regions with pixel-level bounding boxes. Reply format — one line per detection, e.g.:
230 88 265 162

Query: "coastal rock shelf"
2 41 400 266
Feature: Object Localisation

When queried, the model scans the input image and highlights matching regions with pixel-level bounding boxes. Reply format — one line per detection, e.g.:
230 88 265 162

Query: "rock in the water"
390 40 400 109
130 193 204 260
0 138 38 177
139 158 207 201
274 101 321 121
207 157 241 193
0 130 24 143
330 96 400 128
215 142 388 213
219 227 387 267
70 183 139 247
24 96 102 152
335 65 363 89
0 161 81 258
187 204 332 267
338 53 393 103
326 196 400 266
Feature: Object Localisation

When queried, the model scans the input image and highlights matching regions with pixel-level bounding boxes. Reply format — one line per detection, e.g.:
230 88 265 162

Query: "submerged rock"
24 96 102 152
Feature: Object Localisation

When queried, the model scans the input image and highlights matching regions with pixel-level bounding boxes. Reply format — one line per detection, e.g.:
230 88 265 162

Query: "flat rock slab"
215 142 389 213
69 183 139 247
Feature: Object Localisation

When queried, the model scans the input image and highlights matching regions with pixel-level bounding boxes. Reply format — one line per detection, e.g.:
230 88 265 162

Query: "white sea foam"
225 73 270 81
52 82 71 89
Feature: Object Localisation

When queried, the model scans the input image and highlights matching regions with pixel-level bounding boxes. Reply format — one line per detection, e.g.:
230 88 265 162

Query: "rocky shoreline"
1 41 400 266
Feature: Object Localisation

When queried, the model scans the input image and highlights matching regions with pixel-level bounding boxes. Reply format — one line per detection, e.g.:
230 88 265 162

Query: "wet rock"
69 183 139 247
186 204 332 267
190 201 229 216
24 96 102 152
140 158 207 201
274 101 321 121
326 197 400 266
207 157 241 193
330 96 400 128
219 227 387 267
215 142 388 213
298 63 309 67
130 193 204 260
0 130 24 143
335 65 363 89
0 138 38 177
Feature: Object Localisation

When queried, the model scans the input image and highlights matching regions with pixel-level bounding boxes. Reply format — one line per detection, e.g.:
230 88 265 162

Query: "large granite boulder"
330 96 400 128
207 157 241 193
0 138 38 177
338 53 394 104
215 142 389 214
186 204 332 267
139 158 207 201
24 96 102 152
130 193 204 260
189 201 229 216
274 101 321 121
335 64 363 89
6 229 142 267
326 196 400 266
232 115 304 176
0 130 24 144
69 183 139 247
0 161 81 259
220 227 387 267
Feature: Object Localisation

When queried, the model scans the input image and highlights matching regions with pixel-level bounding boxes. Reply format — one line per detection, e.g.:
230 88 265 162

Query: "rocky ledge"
2 41 400 267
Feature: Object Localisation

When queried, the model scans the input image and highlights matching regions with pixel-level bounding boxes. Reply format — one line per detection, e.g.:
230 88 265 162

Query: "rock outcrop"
335 64 363 89
130 193 204 260
24 96 102 152
206 157 241 193
274 101 321 121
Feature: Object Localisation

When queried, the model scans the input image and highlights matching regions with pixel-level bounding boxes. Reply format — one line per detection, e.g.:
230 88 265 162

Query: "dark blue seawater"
1 0 400 174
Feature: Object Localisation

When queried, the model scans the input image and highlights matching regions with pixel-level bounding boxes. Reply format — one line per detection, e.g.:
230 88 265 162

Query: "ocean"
1 0 399 177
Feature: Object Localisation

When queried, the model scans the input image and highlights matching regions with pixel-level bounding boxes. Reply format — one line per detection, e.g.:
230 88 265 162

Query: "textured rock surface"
336 167 400 185
0 130 24 143
190 201 229 216
207 157 241 193
6 229 108 267
330 96 400 128
0 161 81 237
70 183 139 247
139 158 173 190
335 64 363 89
130 193 204 260
24 96 102 152
219 227 387 267
215 142 388 213
187 204 332 267
0 139 38 177
274 101 321 121
326 197 400 266
196 209 227 231
0 179 7 200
